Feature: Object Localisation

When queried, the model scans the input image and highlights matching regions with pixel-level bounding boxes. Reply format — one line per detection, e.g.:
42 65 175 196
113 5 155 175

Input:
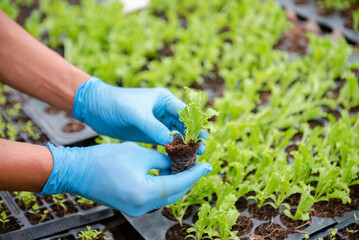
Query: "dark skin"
0 10 89 192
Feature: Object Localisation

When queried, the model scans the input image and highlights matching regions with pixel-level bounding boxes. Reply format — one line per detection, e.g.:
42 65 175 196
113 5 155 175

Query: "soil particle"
192 211 198 223
153 11 168 21
165 136 199 174
291 132 303 142
349 105 359 115
51 201 78 217
219 26 230 34
311 199 350 218
44 106 62 114
0 200 11 215
308 118 324 129
25 208 53 225
162 206 193 222
285 144 298 159
340 223 359 240
258 90 271 105
249 204 279 221
231 216 253 236
0 217 21 234
254 222 287 240
280 209 311 232
235 196 248 212
158 42 174 57
283 193 301 207
165 223 195 240
62 121 85 133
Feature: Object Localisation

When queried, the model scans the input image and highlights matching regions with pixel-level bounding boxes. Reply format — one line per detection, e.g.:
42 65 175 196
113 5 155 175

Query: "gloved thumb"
136 115 173 145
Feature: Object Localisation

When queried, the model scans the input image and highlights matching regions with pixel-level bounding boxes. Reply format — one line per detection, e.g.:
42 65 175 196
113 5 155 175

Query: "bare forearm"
0 10 89 113
0 139 53 192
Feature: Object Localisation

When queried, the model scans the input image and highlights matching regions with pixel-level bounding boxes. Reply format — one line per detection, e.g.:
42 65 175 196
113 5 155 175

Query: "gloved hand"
73 77 206 154
40 142 212 217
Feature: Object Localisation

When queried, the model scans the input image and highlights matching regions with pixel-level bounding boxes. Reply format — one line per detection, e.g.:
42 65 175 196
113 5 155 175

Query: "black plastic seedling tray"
276 0 359 44
0 192 113 240
40 223 113 240
9 89 97 146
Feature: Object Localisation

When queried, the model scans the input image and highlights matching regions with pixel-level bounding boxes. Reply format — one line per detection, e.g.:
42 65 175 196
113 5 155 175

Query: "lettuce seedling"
0 211 9 229
171 87 218 144
52 194 67 212
77 196 95 207
284 183 314 221
14 191 36 210
29 204 49 223
5 103 21 118
77 226 109 240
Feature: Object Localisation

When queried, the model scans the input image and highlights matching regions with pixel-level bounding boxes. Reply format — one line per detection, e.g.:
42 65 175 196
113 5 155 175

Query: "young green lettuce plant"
29 204 50 223
14 191 36 210
0 211 9 230
52 194 67 212
77 226 110 240
165 87 219 173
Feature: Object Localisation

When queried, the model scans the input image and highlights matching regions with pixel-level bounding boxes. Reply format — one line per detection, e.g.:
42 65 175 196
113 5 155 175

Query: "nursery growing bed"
0 192 113 240
276 0 359 44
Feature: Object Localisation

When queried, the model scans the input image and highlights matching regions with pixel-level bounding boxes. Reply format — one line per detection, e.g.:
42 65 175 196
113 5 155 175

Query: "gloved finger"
135 114 173 146
165 95 186 119
161 116 186 135
197 144 205 155
152 185 193 210
160 168 172 176
153 162 212 197
144 151 171 171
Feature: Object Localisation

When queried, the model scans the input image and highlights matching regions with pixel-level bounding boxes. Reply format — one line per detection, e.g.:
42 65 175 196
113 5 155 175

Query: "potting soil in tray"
40 223 113 240
0 192 113 240
276 0 359 44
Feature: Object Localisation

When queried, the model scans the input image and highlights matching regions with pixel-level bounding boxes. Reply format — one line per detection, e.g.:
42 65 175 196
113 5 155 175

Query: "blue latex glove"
73 77 206 154
40 142 212 217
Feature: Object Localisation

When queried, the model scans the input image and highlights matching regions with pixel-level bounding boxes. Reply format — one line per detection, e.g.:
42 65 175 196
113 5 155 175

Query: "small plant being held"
0 211 9 230
77 226 110 240
165 87 219 173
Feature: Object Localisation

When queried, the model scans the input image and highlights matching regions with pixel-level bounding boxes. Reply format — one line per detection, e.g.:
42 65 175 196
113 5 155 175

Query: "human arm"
0 139 53 192
0 10 89 113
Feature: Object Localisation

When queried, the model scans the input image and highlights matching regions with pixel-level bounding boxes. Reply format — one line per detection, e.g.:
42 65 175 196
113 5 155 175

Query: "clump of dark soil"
254 222 287 240
165 136 199 173
249 204 279 221
291 132 303 142
308 118 324 129
62 121 85 133
25 208 53 225
162 206 193 222
284 193 301 207
231 216 253 236
165 223 195 240
0 217 21 234
285 144 299 159
280 209 311 232
204 193 218 205
340 223 359 240
51 201 78 217
235 196 248 212
311 199 350 218
77 201 100 211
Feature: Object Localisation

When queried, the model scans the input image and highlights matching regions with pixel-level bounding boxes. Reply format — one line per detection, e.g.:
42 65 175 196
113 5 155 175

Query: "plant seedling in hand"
165 87 219 173
0 211 9 230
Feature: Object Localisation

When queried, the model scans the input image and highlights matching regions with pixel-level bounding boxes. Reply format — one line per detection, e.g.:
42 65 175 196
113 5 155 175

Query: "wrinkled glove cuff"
72 76 102 122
